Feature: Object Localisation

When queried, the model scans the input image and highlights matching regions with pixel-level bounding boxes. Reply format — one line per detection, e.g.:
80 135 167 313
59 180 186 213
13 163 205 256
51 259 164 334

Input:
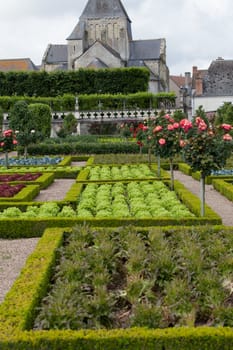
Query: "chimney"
192 66 198 76
185 72 191 88
195 75 203 96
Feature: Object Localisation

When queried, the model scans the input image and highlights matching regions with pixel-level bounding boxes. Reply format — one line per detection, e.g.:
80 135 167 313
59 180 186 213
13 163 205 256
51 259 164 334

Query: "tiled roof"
0 58 38 72
170 75 186 88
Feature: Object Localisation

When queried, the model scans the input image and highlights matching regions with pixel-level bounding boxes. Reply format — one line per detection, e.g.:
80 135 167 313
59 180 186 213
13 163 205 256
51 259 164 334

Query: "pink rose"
153 125 163 133
173 122 180 129
3 129 13 137
179 139 186 147
167 124 174 131
198 121 207 131
158 138 166 145
195 116 202 125
221 123 232 131
180 119 192 133
223 133 232 141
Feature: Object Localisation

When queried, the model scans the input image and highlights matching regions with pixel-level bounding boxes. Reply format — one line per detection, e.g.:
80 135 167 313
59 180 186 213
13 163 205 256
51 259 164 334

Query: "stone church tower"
67 0 132 69
41 0 169 92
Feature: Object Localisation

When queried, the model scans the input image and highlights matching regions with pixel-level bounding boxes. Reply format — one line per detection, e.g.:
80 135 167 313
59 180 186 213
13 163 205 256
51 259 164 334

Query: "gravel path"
0 170 232 304
34 179 75 201
174 171 233 226
0 177 76 303
0 237 39 303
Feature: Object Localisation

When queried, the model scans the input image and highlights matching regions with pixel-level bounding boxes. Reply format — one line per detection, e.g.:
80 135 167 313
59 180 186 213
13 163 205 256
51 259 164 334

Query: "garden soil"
0 163 233 303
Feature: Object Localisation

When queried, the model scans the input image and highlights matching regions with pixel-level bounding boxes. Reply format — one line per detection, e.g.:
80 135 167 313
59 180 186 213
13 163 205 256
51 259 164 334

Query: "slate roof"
42 44 67 64
80 0 130 20
0 58 38 72
67 0 131 40
202 58 233 96
129 39 161 61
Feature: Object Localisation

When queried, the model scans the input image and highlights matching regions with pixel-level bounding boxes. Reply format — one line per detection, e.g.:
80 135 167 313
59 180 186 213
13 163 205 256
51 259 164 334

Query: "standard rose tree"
180 117 233 215
0 129 17 168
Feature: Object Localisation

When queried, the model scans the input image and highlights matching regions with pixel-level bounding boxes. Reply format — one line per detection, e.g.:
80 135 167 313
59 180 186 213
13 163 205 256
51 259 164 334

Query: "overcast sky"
1 0 233 75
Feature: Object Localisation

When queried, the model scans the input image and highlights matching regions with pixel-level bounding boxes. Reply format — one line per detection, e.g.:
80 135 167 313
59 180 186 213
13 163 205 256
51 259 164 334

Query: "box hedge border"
192 170 233 185
0 184 40 202
212 179 233 202
0 166 80 179
0 172 55 190
1 226 233 349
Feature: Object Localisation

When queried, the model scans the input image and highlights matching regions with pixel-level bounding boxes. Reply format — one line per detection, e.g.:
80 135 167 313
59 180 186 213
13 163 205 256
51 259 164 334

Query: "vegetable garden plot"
0 183 25 197
77 181 194 218
87 164 158 181
0 173 41 182
34 226 233 330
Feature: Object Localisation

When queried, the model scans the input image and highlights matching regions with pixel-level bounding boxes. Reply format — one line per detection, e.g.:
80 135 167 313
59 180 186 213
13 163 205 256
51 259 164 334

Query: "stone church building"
41 0 169 93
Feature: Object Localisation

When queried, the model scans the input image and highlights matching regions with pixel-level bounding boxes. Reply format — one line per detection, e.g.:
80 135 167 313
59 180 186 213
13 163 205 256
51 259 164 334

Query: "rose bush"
180 116 233 215
0 129 17 168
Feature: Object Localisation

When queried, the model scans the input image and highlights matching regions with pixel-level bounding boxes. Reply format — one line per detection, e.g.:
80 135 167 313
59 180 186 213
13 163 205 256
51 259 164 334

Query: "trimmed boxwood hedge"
212 179 233 202
27 142 147 155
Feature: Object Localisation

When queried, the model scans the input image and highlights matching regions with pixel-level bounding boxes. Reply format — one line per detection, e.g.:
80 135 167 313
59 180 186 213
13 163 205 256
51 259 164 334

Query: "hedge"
0 227 65 334
212 179 233 202
0 68 150 97
27 141 147 155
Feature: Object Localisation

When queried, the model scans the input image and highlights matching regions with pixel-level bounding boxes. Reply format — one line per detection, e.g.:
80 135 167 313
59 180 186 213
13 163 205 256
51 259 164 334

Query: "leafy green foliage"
76 181 193 218
9 101 40 156
0 68 149 97
215 102 233 126
57 113 77 138
34 226 233 330
88 164 156 181
28 103 51 138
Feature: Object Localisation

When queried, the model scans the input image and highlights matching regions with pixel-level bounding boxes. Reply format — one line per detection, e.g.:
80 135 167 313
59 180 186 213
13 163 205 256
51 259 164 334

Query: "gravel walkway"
174 171 233 226
34 179 75 201
0 170 232 304
0 237 39 303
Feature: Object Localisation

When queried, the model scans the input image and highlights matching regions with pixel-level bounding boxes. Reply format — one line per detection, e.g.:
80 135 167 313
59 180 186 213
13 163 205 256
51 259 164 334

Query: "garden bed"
34 225 233 330
76 181 193 219
0 155 64 167
0 184 40 202
1 226 233 349
0 173 41 182
0 183 25 197
84 164 169 181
